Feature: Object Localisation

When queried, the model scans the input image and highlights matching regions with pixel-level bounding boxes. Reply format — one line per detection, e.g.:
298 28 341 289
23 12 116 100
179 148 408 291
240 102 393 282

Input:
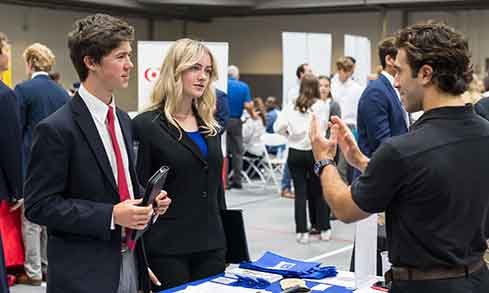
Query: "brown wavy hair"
295 74 320 113
396 21 473 95
68 14 134 82
253 97 266 126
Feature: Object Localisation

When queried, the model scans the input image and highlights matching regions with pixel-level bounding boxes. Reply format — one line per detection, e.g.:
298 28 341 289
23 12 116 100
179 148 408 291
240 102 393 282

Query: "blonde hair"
462 74 483 104
149 38 219 139
336 56 354 72
23 43 55 72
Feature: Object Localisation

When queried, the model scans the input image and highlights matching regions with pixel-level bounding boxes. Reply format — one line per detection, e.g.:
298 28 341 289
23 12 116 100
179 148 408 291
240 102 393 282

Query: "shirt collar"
31 71 49 80
78 83 116 125
381 71 395 87
411 104 473 130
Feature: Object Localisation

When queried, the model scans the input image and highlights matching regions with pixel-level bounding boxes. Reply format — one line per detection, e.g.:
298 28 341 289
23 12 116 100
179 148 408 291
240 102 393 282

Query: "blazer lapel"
71 94 118 196
379 74 407 118
157 112 207 166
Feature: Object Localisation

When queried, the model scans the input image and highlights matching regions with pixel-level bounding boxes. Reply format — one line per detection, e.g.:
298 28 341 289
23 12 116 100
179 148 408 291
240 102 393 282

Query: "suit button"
203 165 209 172
202 191 208 198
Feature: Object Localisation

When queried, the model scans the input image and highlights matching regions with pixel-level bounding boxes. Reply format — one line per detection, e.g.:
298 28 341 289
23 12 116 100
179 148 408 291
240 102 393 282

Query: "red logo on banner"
144 67 160 82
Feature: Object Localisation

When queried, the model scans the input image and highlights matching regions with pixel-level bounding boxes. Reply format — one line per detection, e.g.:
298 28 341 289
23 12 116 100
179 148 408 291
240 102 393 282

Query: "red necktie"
106 106 135 251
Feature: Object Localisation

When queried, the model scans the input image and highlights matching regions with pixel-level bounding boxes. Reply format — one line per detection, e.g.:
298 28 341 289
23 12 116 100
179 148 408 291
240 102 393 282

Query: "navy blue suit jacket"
357 74 408 158
215 89 230 134
24 93 150 293
15 74 69 175
0 80 22 202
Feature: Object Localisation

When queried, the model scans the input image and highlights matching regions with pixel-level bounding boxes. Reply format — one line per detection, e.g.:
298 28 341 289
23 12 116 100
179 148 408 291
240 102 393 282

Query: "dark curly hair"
396 22 473 95
68 14 134 81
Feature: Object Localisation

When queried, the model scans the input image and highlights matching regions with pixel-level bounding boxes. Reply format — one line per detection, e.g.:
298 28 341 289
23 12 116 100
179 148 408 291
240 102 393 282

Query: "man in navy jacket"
14 43 69 285
24 14 170 293
357 36 408 159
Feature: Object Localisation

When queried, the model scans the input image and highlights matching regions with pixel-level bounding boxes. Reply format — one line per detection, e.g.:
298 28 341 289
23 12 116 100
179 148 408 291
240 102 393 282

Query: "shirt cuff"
110 209 115 230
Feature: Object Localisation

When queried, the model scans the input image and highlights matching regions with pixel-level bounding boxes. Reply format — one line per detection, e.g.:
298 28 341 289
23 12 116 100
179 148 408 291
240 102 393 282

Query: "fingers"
330 116 350 134
155 190 168 201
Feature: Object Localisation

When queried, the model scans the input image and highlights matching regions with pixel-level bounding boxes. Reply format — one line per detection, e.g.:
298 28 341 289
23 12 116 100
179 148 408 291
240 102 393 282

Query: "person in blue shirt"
226 65 254 189
265 96 280 133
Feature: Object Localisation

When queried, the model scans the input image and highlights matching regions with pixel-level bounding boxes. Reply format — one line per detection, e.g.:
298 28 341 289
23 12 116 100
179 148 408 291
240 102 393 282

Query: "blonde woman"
132 39 226 290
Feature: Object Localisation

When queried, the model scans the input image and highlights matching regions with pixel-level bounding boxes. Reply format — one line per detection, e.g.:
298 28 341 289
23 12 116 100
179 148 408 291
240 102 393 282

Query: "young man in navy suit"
14 42 69 286
0 31 23 293
357 37 409 159
24 14 171 293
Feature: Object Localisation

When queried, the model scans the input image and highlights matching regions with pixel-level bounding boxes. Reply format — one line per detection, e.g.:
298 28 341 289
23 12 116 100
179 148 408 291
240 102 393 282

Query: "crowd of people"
1 11 489 293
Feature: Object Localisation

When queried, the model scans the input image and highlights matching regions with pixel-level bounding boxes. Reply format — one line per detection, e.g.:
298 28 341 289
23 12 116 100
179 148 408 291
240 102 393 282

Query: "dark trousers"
226 118 243 185
390 266 489 293
148 248 226 291
287 148 330 233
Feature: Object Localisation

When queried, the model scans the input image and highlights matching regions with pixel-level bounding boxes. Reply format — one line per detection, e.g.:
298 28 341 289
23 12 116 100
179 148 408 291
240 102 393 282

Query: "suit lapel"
379 74 408 126
71 94 118 196
157 112 207 165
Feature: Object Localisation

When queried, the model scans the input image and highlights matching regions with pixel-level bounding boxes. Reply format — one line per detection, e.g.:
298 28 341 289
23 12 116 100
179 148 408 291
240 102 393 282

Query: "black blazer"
0 80 22 201
24 93 150 293
132 109 227 256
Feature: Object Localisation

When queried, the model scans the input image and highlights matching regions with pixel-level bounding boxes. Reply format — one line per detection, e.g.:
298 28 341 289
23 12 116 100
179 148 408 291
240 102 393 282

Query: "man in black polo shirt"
309 22 489 293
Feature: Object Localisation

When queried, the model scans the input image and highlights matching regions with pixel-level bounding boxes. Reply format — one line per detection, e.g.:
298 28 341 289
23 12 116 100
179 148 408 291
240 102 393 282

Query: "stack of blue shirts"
240 251 337 279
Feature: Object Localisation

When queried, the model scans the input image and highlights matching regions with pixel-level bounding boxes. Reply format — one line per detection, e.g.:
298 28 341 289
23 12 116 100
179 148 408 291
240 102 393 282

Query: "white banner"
344 35 371 88
137 41 229 111
282 32 332 108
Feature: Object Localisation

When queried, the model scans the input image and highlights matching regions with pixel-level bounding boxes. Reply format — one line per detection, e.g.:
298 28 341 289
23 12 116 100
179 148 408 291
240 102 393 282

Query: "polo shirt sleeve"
244 84 252 103
351 142 404 213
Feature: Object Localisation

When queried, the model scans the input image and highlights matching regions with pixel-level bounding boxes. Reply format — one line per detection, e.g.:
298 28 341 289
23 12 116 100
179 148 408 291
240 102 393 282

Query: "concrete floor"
10 182 355 293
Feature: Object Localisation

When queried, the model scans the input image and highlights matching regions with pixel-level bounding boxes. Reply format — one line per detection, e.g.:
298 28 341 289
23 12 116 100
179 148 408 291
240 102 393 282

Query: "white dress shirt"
330 77 364 127
78 84 135 200
31 71 49 79
274 99 329 151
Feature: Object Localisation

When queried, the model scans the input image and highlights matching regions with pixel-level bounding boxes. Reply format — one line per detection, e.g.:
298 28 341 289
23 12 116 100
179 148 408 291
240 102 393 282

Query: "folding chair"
260 133 288 192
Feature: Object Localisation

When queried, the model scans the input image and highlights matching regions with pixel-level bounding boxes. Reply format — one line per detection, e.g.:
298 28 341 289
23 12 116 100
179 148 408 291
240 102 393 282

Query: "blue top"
186 131 208 158
265 109 279 133
227 77 251 118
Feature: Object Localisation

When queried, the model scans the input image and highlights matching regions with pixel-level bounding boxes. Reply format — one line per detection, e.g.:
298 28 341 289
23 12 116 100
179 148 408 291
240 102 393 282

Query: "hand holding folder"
132 166 170 242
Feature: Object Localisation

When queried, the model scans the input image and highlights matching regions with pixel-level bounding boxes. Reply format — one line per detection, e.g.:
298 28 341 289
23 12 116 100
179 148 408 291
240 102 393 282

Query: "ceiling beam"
136 0 255 6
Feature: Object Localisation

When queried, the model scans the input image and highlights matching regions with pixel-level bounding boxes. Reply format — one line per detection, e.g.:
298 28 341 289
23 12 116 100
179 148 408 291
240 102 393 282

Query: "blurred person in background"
275 74 331 244
14 42 70 286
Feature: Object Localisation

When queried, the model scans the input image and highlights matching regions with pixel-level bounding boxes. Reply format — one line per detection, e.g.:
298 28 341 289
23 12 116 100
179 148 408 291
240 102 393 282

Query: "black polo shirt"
351 105 489 269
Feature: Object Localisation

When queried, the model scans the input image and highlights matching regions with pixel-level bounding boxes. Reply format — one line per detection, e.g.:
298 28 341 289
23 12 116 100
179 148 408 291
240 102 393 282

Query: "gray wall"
1 2 487 111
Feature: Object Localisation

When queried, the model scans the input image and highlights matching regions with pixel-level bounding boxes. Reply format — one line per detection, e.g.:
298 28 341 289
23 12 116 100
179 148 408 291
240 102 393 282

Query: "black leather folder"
221 209 250 263
132 166 170 241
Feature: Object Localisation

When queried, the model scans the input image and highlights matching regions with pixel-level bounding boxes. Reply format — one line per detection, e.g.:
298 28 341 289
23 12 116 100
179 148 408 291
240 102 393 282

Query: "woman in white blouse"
243 97 266 157
274 74 331 244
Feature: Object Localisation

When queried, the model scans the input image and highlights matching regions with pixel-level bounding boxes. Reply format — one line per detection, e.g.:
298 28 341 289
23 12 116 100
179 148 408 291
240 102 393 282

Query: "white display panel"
344 34 371 88
137 41 229 111
282 32 332 108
